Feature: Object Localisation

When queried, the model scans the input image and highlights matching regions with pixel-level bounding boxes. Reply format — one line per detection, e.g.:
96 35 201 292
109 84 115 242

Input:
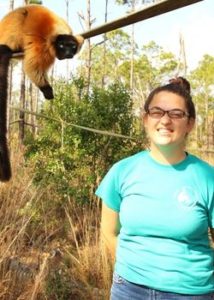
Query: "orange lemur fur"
0 5 84 181
0 5 84 99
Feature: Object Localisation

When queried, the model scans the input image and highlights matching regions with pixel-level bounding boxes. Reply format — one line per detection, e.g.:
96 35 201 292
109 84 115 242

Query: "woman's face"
143 91 195 149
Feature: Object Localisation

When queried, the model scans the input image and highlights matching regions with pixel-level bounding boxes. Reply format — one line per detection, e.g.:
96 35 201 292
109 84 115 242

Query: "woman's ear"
186 117 195 134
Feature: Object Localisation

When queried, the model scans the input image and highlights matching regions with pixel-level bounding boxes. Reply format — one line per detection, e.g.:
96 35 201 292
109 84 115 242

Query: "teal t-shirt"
96 150 214 295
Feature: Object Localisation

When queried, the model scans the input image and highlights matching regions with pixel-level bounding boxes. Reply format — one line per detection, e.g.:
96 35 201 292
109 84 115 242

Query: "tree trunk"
130 0 136 93
9 0 14 10
19 65 26 143
29 83 38 137
102 0 109 88
7 0 15 137
130 24 135 93
65 0 70 80
86 0 92 94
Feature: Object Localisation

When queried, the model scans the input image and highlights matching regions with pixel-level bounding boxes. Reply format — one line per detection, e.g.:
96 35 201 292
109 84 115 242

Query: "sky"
0 0 213 72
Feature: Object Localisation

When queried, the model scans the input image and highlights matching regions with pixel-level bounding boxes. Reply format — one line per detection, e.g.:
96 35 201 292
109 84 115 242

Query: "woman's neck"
149 144 187 165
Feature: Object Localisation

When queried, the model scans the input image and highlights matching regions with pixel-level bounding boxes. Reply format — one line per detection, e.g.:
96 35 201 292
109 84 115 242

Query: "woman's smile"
157 128 173 135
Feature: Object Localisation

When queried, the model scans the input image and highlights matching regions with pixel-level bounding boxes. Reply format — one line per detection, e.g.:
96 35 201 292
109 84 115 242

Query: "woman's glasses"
147 107 189 120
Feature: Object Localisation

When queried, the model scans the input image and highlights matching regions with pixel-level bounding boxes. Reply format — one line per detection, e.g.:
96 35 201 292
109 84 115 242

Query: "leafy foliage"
25 79 144 204
189 55 214 147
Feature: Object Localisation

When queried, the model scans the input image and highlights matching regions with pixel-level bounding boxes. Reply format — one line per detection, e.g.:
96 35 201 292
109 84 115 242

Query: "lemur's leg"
0 45 12 181
23 40 54 100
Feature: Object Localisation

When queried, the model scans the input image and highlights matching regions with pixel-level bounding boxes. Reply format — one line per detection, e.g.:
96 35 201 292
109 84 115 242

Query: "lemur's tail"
0 45 12 181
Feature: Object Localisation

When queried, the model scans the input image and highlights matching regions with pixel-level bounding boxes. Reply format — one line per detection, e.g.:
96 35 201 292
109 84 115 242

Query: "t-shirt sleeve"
95 164 122 212
208 191 214 229
207 167 214 229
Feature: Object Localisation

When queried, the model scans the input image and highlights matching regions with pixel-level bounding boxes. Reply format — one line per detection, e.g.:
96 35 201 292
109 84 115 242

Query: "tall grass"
0 145 112 299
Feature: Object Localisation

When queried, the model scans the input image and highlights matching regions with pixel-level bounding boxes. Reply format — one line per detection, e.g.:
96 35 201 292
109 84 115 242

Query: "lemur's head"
54 34 84 60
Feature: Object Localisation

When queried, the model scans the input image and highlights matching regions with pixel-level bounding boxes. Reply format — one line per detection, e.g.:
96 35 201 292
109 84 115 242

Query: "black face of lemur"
55 35 79 60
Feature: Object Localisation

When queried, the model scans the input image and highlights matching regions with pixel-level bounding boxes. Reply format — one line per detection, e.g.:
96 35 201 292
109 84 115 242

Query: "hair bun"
169 77 191 94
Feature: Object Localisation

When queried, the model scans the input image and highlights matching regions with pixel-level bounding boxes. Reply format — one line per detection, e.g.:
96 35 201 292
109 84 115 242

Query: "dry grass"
0 144 112 300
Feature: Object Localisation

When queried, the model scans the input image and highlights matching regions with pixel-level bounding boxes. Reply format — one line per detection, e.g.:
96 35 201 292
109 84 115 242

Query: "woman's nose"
160 113 172 124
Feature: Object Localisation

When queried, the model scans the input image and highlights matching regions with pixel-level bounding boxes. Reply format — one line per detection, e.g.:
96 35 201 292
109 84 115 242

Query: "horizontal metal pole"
80 0 204 39
11 0 204 58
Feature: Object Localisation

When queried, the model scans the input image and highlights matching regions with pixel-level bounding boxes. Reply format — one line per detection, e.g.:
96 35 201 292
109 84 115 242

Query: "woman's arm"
100 202 121 261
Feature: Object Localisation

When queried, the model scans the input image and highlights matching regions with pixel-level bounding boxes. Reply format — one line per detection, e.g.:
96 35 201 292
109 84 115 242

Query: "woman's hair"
144 77 196 119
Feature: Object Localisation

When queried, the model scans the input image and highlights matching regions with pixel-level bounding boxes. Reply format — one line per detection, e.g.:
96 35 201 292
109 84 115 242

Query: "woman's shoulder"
109 150 149 178
114 150 148 168
188 153 214 176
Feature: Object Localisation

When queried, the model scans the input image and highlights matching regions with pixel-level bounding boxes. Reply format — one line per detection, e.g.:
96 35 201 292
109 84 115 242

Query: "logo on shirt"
175 186 198 210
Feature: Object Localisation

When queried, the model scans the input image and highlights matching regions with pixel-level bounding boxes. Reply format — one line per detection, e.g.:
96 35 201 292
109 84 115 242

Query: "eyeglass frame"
146 106 189 120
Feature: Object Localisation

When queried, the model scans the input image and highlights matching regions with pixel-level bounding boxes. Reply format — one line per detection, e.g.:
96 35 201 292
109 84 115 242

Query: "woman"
96 77 214 300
